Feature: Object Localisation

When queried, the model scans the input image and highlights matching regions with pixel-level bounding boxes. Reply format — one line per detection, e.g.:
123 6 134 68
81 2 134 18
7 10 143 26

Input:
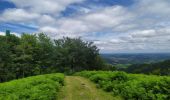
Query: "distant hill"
122 60 170 75
101 53 170 65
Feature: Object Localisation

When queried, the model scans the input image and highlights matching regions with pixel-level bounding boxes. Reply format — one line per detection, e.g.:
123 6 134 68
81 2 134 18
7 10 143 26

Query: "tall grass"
0 73 64 100
75 71 170 100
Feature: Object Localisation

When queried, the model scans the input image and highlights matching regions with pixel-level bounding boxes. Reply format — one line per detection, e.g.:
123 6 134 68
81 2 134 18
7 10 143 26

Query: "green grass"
57 76 121 100
0 73 64 100
75 71 170 100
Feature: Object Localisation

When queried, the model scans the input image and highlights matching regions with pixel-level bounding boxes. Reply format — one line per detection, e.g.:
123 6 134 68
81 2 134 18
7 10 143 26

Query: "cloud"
135 0 170 15
90 0 170 53
38 15 57 26
94 27 170 53
7 0 84 14
0 8 40 22
39 6 133 38
131 28 170 38
1 0 170 53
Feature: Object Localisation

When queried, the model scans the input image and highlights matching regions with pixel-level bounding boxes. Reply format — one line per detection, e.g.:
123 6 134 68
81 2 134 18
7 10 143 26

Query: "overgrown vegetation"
75 71 170 100
0 32 110 82
0 73 64 100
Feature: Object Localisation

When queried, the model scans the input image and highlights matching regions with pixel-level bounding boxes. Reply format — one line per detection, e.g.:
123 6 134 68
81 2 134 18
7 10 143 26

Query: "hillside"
1 71 170 100
0 73 64 100
101 53 170 65
75 71 170 100
123 60 170 75
0 73 121 100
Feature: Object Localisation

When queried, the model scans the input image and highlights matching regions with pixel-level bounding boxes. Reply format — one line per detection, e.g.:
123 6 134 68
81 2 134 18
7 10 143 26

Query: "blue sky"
0 0 170 53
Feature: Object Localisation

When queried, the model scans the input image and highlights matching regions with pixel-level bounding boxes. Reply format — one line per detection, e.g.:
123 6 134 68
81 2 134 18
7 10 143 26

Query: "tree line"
0 32 115 82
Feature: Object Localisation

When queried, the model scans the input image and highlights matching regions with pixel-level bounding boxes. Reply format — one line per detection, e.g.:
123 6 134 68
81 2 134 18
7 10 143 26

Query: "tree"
54 37 104 74
0 32 106 82
13 34 40 78
0 34 20 82
36 33 55 74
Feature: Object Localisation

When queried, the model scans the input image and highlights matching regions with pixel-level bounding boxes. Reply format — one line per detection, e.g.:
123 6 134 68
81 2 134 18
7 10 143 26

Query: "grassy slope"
75 71 170 100
0 73 64 100
57 76 121 100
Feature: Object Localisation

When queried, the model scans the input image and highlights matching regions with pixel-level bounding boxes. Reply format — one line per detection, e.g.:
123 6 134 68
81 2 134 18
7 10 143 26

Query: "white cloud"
1 0 170 53
8 0 84 14
38 6 133 38
135 0 170 15
0 9 40 22
91 0 170 53
131 30 156 38
131 28 170 38
38 15 57 26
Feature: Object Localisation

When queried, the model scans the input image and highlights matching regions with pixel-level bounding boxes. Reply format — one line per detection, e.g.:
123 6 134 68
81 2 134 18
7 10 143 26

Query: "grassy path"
57 76 120 100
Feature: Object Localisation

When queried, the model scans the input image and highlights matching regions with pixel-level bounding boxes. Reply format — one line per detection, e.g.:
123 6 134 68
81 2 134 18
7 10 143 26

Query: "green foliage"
0 33 105 82
0 73 64 100
75 71 170 100
53 37 104 73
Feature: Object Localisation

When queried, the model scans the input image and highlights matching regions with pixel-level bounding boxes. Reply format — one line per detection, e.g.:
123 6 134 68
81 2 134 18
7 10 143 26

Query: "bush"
0 73 64 100
90 73 110 83
75 71 170 100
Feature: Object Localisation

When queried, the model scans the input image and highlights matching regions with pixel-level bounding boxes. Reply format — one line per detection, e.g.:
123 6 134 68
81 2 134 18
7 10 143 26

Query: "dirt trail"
57 76 119 100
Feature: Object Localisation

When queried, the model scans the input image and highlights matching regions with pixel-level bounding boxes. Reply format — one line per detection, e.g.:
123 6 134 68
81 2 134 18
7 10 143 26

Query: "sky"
0 0 170 53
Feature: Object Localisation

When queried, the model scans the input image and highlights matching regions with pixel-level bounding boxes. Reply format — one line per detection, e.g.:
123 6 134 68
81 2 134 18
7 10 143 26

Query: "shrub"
75 71 170 100
0 73 64 100
110 72 128 81
90 73 110 83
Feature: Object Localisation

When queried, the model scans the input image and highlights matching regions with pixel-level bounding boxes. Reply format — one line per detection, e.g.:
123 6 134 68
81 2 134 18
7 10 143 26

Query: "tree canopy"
0 33 109 82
